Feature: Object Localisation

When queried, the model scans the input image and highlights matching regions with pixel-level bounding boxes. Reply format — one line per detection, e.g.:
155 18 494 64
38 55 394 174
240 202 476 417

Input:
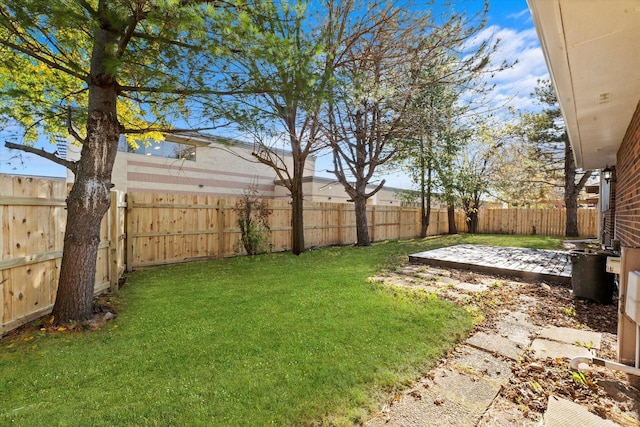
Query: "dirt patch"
372 265 640 426
2 296 118 339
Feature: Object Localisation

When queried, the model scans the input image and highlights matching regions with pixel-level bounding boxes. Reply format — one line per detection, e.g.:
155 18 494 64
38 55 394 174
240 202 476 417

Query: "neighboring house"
274 175 413 206
66 132 315 198
528 0 640 366
66 132 409 204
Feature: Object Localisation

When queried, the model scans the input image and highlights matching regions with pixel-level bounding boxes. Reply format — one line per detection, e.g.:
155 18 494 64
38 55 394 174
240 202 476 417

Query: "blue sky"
0 0 548 185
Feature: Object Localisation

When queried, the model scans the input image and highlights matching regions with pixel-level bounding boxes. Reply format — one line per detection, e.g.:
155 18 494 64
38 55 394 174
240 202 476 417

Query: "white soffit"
527 0 640 170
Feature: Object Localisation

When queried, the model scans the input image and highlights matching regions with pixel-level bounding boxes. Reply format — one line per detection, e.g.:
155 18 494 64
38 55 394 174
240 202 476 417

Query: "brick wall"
615 100 640 247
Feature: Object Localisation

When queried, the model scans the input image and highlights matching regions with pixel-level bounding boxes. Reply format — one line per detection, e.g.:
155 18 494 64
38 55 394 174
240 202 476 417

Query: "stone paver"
451 282 489 293
466 331 524 360
432 369 502 415
544 396 622 427
530 338 595 359
495 318 537 347
449 345 512 384
477 396 542 427
538 326 602 349
367 387 480 427
367 362 507 427
409 244 571 285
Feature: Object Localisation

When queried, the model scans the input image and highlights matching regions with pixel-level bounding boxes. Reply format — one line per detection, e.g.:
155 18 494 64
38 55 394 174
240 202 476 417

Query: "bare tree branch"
5 141 77 173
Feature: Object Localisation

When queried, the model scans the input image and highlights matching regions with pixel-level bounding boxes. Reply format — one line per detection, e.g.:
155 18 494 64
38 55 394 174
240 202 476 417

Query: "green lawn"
0 234 562 426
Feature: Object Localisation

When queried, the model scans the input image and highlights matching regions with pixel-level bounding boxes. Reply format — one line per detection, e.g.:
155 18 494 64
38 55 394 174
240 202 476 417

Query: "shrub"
233 187 272 255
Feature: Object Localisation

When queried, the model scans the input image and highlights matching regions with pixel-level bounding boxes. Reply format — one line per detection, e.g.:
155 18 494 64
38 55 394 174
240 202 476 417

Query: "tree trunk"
463 197 480 234
565 193 579 237
467 210 478 234
52 122 118 323
447 202 457 234
354 195 370 246
420 204 430 238
468 210 479 234
419 139 431 238
469 195 481 234
564 139 579 237
420 168 432 238
52 24 120 324
290 170 305 255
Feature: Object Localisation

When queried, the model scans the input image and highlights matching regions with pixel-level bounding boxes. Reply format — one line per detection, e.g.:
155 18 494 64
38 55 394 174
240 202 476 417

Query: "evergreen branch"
0 39 88 82
117 84 262 96
75 0 98 18
131 31 208 51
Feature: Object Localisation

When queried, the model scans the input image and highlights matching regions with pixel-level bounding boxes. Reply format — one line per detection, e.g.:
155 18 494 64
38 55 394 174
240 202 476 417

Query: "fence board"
1 176 125 335
472 208 595 237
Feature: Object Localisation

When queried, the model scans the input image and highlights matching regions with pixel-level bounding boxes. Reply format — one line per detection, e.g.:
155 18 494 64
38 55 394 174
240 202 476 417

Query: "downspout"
572 266 640 376
570 356 640 377
597 170 603 242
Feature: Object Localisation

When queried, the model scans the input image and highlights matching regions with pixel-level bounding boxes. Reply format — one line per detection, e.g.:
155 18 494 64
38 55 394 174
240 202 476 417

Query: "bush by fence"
1 175 598 334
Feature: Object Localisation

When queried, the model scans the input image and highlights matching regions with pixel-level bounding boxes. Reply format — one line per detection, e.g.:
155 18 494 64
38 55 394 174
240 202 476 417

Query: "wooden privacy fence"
125 194 597 269
467 208 598 237
1 177 598 335
125 191 452 269
0 175 125 335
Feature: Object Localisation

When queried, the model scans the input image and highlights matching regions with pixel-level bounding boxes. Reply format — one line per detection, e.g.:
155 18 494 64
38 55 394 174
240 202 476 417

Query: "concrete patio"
409 244 572 286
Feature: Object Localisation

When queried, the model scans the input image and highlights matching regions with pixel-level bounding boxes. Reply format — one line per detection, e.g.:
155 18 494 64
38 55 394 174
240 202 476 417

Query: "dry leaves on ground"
391 266 640 426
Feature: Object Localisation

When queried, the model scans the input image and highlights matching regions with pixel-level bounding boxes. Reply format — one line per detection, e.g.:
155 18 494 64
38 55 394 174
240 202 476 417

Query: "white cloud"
507 8 531 21
483 25 549 111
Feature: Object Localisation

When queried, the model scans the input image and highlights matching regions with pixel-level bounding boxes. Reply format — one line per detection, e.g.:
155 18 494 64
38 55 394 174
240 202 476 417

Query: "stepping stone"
538 326 602 350
365 386 480 427
432 368 503 415
544 396 621 427
466 332 523 360
502 310 536 327
398 268 420 276
530 338 595 360
495 319 536 347
478 396 542 427
452 282 489 293
449 345 512 384
367 369 502 427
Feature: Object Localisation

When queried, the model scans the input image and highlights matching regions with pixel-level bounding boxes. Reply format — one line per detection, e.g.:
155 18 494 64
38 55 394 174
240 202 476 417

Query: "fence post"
337 203 343 245
218 199 225 258
398 206 403 239
109 190 119 292
370 206 376 242
126 193 134 272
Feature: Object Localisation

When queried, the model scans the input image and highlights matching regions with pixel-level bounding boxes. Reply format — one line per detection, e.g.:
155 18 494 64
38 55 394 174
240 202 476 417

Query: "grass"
0 234 562 426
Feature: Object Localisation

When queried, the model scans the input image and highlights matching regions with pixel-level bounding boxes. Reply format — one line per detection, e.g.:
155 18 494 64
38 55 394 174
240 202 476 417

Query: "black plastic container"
570 250 615 304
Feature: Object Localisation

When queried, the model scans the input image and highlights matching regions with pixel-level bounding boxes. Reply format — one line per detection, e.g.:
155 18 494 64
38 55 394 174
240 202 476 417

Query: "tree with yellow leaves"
0 0 269 324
